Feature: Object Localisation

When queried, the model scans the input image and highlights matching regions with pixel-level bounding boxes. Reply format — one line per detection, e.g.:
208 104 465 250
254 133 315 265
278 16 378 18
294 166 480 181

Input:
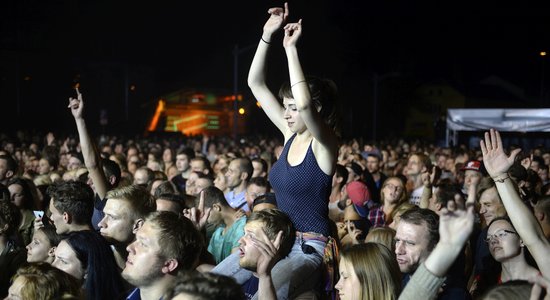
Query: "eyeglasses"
384 183 404 192
484 229 518 243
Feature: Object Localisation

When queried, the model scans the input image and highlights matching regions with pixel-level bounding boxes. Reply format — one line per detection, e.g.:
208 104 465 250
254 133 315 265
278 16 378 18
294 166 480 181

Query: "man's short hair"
136 167 155 183
248 209 295 258
106 184 156 219
247 176 270 190
41 151 59 171
201 186 229 208
177 147 195 160
156 193 184 212
153 181 178 199
252 157 268 173
235 158 253 183
252 193 277 209
163 272 244 300
146 211 204 273
476 176 499 202
192 157 213 173
47 181 94 225
399 207 439 251
0 154 18 174
102 158 121 187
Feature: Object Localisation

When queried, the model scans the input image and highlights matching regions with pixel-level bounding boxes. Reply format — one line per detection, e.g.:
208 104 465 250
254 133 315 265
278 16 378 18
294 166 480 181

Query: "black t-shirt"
242 275 259 300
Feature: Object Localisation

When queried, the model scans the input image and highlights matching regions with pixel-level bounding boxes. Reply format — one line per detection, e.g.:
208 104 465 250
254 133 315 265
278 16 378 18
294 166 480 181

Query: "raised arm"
247 3 289 134
68 89 110 199
480 128 550 278
283 20 339 169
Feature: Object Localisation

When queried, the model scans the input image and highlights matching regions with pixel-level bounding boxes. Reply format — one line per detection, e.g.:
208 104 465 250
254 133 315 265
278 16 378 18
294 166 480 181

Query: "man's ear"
212 203 222 212
48 246 57 257
240 172 248 182
5 170 13 179
162 259 179 274
132 219 144 234
62 212 71 224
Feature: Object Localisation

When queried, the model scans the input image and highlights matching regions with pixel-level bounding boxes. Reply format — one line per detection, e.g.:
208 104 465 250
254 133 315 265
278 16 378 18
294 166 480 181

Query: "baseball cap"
346 181 370 207
461 160 487 175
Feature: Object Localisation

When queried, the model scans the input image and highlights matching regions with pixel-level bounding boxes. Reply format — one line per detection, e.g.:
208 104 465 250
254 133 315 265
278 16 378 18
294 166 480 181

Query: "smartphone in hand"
33 210 44 218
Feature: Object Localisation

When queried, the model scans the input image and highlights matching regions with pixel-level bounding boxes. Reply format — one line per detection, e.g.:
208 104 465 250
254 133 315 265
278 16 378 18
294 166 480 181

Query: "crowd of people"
2 2 550 300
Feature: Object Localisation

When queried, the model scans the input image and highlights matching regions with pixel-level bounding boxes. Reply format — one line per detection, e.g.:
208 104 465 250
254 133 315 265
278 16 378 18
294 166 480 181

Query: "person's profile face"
282 97 306 133
238 221 265 271
479 187 506 225
98 199 135 245
334 257 361 300
52 240 85 280
26 230 54 263
394 221 431 274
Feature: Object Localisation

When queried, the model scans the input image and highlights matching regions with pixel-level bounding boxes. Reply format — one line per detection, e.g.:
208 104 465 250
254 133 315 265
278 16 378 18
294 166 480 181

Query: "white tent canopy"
446 108 550 146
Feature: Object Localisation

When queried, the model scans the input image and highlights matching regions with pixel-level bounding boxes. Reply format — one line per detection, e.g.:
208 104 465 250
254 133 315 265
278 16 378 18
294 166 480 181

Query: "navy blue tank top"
269 134 331 237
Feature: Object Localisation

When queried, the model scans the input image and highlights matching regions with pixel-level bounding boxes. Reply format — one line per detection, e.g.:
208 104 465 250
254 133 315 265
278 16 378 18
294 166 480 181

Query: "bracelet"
291 80 307 89
261 37 271 45
492 174 510 183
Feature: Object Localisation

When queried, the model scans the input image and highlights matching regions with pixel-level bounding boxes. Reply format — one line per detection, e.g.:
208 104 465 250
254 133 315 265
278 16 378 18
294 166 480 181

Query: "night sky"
1 1 549 139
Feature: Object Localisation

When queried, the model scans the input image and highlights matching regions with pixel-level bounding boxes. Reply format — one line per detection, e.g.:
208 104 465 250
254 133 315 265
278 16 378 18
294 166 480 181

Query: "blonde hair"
340 243 401 300
365 227 396 252
380 176 408 205
13 262 82 300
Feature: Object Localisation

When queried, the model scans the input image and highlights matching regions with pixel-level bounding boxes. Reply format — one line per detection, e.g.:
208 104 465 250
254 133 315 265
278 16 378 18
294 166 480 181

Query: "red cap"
346 181 371 207
461 160 482 172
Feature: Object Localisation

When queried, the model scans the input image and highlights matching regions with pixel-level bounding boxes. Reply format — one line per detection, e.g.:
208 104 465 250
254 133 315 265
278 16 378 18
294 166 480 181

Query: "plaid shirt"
367 205 386 228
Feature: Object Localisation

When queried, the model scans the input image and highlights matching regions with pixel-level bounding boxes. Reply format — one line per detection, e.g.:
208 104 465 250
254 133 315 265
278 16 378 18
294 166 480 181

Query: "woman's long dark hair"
63 230 127 300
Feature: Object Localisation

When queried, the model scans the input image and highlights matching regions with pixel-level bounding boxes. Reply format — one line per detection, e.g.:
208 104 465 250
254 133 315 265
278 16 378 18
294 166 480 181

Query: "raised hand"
283 19 302 48
253 229 283 277
183 190 211 230
438 195 475 247
263 2 289 37
421 166 438 187
346 220 362 245
68 88 84 120
480 129 521 178
521 154 533 170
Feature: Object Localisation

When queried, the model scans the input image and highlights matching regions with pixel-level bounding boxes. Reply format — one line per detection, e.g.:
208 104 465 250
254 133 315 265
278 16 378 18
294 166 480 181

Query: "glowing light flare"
238 108 245 115
147 100 165 131
541 51 547 57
